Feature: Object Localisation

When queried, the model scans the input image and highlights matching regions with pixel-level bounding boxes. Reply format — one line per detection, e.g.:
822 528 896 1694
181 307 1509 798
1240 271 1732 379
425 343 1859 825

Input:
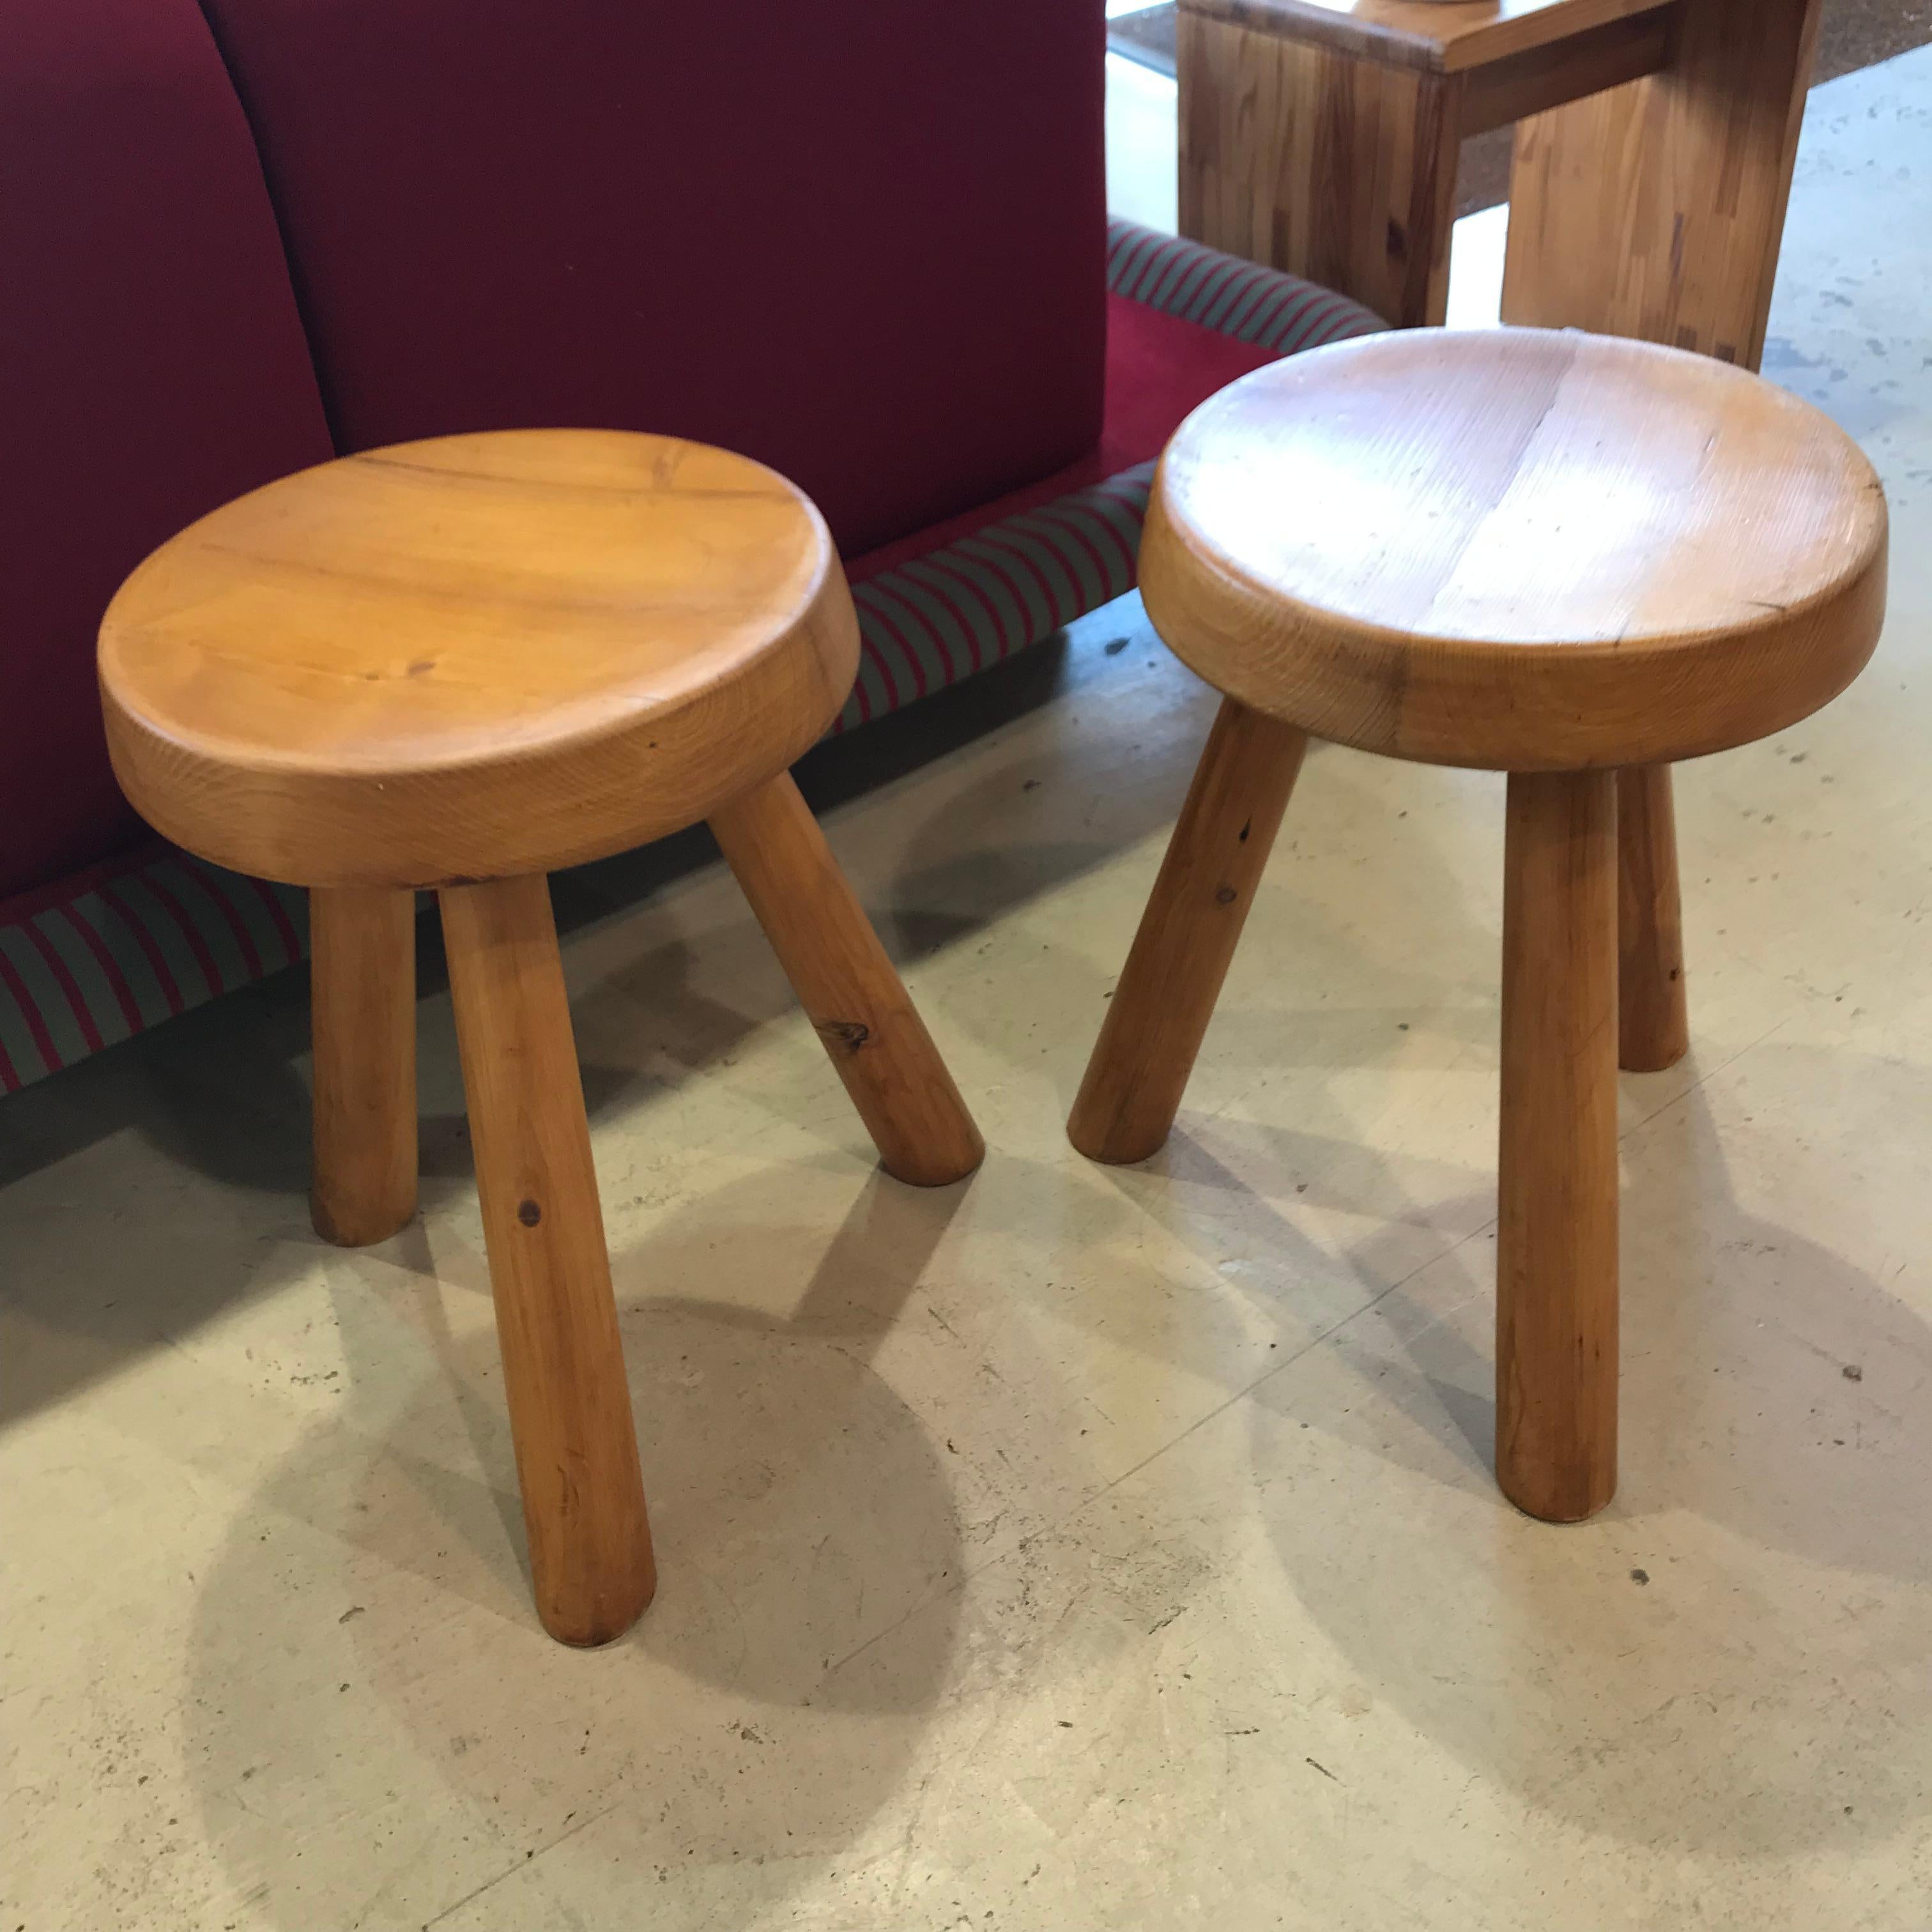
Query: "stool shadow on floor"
0 623 1100 1430
0 958 317 1202
0 972 322 1434
0 607 1170 1442
873 673 1268 968
1243 1044 1932 1857
180 1167 977 1926
1008 747 1511 1399
0 824 938 1434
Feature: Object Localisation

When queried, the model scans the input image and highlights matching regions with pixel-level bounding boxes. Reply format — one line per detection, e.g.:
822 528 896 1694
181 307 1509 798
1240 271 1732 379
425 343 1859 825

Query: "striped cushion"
0 219 1384 1095
0 855 305 1091
843 463 1152 726
1105 220 1383 354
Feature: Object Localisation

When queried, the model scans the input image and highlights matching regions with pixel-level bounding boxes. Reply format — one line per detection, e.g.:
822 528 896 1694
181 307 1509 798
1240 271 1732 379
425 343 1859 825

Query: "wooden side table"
1178 0 1824 365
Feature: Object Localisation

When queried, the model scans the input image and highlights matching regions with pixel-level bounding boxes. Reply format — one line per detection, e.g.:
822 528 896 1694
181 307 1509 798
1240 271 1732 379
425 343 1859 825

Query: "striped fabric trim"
841 461 1155 727
1104 218 1385 357
0 852 307 1094
0 219 1381 1095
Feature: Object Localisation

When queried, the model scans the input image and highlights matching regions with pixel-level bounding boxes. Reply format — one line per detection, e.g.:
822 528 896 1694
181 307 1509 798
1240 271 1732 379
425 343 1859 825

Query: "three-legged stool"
1070 329 1885 1521
100 430 984 1643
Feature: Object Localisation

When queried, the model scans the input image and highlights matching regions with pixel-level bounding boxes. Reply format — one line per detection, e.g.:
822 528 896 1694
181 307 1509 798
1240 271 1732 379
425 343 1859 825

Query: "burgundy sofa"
0 0 1380 1096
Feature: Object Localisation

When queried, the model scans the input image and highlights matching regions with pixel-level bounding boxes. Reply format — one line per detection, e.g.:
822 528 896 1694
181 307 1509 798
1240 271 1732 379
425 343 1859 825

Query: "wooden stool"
99 430 985 1644
1068 329 1886 1522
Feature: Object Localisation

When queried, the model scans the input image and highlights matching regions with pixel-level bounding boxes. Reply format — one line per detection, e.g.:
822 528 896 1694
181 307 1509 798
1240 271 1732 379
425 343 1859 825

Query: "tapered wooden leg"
1178 8 1462 326
440 875 654 1646
708 772 983 1188
1618 765 1690 1073
1497 771 1620 1524
1069 699 1308 1165
310 886 418 1246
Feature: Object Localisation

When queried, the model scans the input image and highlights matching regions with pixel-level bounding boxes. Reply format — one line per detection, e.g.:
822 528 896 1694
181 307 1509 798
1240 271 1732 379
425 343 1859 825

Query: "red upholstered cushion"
0 0 334 903
195 0 1109 559
848 291 1287 586
837 227 1387 723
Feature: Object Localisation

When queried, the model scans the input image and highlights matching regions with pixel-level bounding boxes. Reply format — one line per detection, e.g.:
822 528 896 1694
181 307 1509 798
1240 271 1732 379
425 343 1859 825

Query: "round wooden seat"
100 429 858 887
1140 328 1888 772
1073 326 1889 1529
96 429 982 1648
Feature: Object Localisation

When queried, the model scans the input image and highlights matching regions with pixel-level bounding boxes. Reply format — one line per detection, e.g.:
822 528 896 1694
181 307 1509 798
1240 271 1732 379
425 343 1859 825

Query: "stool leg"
1069 698 1308 1165
709 772 984 1188
310 886 418 1246
1497 771 1620 1523
1617 765 1690 1072
440 875 654 1646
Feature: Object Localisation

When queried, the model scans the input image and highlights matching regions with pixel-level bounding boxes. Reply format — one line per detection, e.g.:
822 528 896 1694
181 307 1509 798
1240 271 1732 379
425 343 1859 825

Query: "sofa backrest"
0 0 335 904
197 0 1108 559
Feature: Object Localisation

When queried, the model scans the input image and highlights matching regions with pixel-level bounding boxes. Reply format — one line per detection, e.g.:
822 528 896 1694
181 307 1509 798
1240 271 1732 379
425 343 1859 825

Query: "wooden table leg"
1496 771 1620 1523
709 771 985 1189
1501 0 1825 369
310 886 418 1247
1069 699 1307 1165
1617 766 1690 1071
1177 8 1462 327
440 875 654 1646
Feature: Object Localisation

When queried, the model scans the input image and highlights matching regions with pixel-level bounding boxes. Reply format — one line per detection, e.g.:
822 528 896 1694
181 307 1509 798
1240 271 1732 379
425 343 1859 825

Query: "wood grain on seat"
99 429 859 886
1140 327 1888 771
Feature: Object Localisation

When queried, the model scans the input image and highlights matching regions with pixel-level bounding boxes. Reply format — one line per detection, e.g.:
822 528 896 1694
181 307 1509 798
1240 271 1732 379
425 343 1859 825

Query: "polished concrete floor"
6 44 1932 1932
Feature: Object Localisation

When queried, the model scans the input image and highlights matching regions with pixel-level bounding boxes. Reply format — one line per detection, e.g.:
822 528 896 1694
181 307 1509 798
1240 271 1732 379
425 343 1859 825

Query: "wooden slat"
1457 2 1679 135
1178 0 1680 75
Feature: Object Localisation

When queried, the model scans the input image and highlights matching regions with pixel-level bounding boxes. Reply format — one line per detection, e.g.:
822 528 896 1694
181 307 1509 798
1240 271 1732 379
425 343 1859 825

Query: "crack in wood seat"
1139 329 1887 772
